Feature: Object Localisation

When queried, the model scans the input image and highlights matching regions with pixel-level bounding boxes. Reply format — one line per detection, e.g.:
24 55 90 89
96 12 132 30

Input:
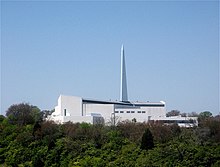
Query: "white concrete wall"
114 106 166 123
53 106 61 116
141 107 166 118
114 108 148 122
63 116 93 124
84 104 114 122
52 96 62 117
59 95 82 117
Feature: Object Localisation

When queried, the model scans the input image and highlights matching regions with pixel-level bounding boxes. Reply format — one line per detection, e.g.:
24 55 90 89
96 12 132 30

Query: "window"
142 111 146 113
64 109 67 116
120 111 124 113
127 111 130 113
131 111 135 113
115 111 119 113
138 111 141 113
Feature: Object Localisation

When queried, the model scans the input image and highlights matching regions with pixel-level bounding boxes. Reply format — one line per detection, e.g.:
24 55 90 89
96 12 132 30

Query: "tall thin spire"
120 45 128 102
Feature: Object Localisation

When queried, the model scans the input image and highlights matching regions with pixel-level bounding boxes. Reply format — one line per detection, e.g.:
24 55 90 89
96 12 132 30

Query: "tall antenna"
120 45 128 102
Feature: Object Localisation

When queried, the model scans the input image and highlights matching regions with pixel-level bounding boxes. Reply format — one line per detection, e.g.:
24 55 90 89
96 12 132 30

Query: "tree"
188 112 199 117
199 111 212 118
166 110 180 117
140 128 154 150
6 103 41 125
41 110 54 120
0 115 5 122
180 113 187 117
107 114 120 126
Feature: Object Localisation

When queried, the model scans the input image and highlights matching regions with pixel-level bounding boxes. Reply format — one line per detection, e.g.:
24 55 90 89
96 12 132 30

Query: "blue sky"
1 1 219 115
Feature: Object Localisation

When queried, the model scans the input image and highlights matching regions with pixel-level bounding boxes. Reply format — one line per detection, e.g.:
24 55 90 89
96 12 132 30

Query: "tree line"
0 103 220 166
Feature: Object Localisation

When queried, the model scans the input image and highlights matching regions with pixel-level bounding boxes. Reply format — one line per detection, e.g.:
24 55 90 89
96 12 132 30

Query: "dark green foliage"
0 115 5 122
1 105 220 167
140 128 154 150
199 111 213 118
6 103 41 125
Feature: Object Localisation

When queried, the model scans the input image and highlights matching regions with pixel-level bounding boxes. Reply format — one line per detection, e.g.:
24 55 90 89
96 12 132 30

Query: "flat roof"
82 99 165 107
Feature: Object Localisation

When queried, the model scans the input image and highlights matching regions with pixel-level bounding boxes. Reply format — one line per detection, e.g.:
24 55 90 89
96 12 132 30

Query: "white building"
151 116 198 127
50 45 197 126
51 95 166 124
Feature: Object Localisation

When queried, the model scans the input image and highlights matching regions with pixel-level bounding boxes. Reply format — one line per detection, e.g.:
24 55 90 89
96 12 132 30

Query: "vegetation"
0 103 220 166
140 128 154 150
166 110 181 117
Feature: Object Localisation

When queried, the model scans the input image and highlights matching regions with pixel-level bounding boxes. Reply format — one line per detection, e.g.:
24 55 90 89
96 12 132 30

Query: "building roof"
82 98 165 107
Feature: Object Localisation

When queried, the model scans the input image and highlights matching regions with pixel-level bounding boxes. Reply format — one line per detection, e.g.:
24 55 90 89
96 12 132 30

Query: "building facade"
50 95 166 124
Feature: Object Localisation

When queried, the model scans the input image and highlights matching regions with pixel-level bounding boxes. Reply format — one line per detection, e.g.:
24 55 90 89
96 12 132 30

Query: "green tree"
0 115 5 122
198 111 213 127
140 128 154 150
6 103 41 125
199 111 212 118
41 110 54 120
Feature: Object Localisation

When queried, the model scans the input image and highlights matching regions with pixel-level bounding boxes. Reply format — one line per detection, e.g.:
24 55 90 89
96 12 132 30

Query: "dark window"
127 111 130 113
142 111 146 113
64 109 67 116
138 111 141 113
131 111 135 113
115 111 119 113
120 111 124 113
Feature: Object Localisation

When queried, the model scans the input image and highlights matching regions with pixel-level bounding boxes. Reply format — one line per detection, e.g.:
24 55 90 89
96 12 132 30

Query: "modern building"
151 116 198 127
49 46 197 126
50 95 166 124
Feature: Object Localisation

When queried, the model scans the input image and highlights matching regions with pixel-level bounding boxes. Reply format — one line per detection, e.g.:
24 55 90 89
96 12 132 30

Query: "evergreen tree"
140 128 154 150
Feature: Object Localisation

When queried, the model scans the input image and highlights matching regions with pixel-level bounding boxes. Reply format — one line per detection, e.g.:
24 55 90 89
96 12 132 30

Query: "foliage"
140 128 154 150
199 111 213 118
166 110 180 117
0 115 5 122
6 103 41 125
1 104 220 166
198 111 213 127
